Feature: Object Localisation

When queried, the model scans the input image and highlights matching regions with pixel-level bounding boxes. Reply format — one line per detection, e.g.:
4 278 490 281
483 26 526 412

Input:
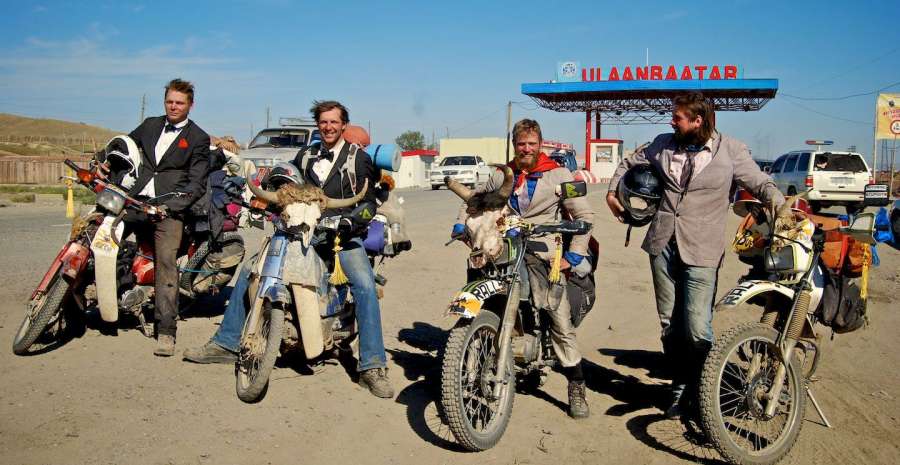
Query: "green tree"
395 130 426 151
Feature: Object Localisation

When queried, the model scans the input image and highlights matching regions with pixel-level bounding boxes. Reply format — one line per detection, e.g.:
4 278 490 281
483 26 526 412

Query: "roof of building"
521 79 778 124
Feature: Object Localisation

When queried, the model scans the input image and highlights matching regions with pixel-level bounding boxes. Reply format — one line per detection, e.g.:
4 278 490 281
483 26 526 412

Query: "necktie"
164 123 179 133
680 153 695 188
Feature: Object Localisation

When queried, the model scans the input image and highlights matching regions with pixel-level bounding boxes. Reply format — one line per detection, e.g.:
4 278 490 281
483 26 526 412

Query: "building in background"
394 149 438 189
439 137 509 165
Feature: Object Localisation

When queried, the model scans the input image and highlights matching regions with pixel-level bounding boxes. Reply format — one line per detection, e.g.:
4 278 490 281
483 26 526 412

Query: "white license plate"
830 176 854 186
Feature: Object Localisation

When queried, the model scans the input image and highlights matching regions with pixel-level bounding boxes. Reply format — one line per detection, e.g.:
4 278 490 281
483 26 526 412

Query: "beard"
673 126 707 147
515 153 537 171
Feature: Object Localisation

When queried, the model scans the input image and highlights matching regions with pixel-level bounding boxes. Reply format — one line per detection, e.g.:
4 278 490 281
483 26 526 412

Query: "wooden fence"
0 158 90 185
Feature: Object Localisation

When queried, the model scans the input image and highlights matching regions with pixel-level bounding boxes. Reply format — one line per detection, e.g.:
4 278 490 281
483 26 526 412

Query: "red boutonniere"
178 138 189 149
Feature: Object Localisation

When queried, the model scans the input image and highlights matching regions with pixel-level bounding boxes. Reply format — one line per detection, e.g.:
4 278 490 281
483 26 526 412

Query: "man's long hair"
673 92 716 143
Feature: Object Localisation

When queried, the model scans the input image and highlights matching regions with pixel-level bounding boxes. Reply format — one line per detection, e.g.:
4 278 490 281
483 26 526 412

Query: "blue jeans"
212 238 387 372
649 240 719 398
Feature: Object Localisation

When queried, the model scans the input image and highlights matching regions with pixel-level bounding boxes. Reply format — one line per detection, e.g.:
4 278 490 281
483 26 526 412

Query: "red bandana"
508 152 559 190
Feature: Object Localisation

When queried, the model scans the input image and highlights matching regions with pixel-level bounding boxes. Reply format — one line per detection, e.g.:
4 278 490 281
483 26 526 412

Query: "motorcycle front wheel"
12 273 69 355
235 300 283 403
440 311 515 451
699 323 806 465
179 232 246 297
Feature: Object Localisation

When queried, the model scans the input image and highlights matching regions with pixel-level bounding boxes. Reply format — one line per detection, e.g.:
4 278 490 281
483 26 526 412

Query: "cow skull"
446 164 515 269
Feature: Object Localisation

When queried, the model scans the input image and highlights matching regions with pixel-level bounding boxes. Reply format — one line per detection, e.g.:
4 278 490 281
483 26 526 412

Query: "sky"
1 0 898 165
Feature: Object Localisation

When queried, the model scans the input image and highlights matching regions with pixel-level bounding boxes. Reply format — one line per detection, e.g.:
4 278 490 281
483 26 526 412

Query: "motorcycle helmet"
263 162 304 189
103 135 141 189
616 164 662 227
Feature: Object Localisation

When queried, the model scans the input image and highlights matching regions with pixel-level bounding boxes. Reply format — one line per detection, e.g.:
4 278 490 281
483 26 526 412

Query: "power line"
781 79 900 101
780 98 872 126
449 105 506 134
802 46 900 89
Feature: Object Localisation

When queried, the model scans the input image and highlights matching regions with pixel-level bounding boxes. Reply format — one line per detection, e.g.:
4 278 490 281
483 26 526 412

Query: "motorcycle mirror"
839 212 876 244
557 181 587 200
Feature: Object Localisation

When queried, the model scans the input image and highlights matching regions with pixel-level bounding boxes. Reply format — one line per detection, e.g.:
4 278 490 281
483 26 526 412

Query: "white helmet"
103 135 142 189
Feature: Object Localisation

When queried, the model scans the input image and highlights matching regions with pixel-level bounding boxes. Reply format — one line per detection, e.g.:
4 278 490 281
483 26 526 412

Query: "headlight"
96 187 127 214
462 170 474 175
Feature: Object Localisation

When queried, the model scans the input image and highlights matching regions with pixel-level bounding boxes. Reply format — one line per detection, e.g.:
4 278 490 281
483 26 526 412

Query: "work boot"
567 380 590 419
358 368 394 399
183 341 237 364
154 335 175 357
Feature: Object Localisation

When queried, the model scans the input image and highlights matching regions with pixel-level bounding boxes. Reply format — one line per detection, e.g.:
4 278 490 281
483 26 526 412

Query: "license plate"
830 176 853 186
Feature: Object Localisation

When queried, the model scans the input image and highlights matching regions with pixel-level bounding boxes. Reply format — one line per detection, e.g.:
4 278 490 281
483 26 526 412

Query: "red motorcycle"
12 159 245 355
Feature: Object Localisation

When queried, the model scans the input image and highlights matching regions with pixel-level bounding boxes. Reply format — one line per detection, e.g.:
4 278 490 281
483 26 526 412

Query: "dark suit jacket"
128 116 210 212
292 141 379 216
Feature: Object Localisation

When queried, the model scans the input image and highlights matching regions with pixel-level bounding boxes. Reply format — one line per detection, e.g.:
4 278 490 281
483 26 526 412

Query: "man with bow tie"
126 78 210 357
453 119 595 419
606 92 783 419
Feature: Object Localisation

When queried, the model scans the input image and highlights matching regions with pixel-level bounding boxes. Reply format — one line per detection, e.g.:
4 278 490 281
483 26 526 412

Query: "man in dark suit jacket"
128 78 210 356
293 100 392 398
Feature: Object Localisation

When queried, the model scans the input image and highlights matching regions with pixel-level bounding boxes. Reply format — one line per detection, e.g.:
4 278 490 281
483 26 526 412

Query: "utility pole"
266 106 271 128
250 123 254 145
139 94 146 123
367 120 371 138
505 100 512 164
446 126 449 139
431 129 435 150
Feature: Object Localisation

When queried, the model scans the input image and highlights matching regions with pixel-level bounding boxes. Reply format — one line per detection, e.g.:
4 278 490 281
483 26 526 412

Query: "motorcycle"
12 159 245 355
233 175 387 403
438 181 591 451
698 199 877 465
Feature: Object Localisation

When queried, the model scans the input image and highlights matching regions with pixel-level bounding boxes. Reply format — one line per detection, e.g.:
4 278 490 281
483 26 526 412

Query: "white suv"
770 150 872 214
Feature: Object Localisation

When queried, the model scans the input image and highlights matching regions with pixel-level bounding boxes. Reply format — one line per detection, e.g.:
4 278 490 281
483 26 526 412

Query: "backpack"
818 268 867 334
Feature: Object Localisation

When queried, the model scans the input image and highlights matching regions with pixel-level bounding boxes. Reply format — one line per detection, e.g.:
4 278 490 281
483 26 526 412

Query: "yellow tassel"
65 171 75 219
860 246 870 300
549 235 562 284
329 236 349 285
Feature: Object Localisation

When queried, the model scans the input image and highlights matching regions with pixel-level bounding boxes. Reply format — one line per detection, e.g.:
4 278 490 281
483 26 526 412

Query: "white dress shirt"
312 137 344 184
139 118 189 198
668 131 717 185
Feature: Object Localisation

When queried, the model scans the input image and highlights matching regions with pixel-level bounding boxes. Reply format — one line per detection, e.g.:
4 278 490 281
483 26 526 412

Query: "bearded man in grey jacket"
606 92 784 419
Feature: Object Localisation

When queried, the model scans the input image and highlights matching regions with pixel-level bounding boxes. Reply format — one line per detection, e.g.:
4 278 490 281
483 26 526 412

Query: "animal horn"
243 161 279 204
776 190 808 217
445 177 473 202
494 164 515 198
324 179 369 209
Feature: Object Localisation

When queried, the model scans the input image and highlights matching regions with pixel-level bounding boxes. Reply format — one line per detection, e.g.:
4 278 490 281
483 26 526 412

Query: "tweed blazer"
458 166 595 262
608 132 784 267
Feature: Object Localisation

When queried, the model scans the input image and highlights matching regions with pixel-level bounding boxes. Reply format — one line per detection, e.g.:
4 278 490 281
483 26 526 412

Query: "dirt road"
1 190 898 465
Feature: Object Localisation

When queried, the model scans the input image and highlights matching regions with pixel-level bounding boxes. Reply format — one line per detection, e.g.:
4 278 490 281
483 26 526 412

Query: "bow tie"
318 148 335 161
164 123 180 133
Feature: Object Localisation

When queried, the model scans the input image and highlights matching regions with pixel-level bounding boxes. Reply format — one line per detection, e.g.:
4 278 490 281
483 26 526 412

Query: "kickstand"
806 385 832 428
134 308 154 338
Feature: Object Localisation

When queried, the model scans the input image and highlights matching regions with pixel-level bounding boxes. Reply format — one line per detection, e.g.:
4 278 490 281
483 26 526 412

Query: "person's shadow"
391 322 464 451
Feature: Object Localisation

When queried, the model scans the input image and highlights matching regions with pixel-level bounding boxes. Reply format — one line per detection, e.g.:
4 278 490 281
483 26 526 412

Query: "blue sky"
1 0 898 164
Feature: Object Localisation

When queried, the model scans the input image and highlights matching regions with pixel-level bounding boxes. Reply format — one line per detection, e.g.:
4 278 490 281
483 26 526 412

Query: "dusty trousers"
523 254 582 367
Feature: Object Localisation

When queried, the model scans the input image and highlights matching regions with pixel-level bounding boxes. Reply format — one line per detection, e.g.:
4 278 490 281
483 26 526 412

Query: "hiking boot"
183 341 237 364
567 380 590 419
154 335 175 357
359 368 394 399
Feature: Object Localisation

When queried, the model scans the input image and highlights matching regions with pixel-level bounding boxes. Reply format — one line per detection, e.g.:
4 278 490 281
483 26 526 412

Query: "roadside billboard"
876 93 900 139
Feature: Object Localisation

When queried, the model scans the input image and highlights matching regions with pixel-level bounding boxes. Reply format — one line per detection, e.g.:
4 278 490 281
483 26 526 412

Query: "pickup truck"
243 124 318 168
429 155 493 190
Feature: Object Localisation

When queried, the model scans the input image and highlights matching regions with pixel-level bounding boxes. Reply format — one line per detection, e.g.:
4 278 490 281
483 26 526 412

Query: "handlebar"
530 220 592 236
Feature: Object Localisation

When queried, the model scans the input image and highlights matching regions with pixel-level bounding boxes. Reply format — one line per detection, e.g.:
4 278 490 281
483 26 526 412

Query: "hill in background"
0 113 121 158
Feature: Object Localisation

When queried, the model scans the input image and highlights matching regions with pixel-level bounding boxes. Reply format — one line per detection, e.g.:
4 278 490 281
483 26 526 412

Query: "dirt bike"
233 184 392 403
438 216 591 451
12 159 245 355
698 207 877 465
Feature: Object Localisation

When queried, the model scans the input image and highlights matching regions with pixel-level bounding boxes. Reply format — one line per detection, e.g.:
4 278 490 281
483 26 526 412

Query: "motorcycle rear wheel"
699 323 806 465
179 233 245 297
236 300 283 403
440 311 515 451
13 273 69 355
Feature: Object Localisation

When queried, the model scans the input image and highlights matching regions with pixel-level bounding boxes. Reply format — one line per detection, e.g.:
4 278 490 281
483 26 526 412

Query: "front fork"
490 277 521 400
751 287 813 418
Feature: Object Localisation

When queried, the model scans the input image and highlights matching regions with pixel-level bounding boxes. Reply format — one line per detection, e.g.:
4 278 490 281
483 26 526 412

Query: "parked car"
243 125 318 168
429 155 493 190
769 149 872 214
549 149 578 172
